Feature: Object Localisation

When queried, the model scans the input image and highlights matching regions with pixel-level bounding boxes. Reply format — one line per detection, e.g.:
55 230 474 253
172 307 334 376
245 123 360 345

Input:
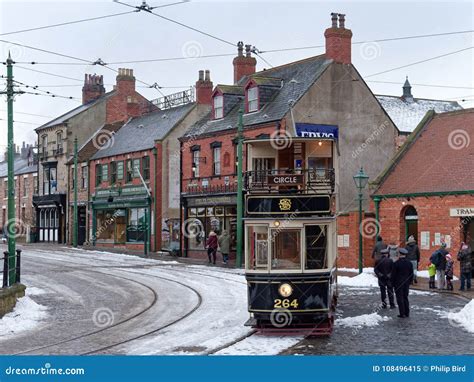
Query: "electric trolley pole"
73 137 78 248
235 107 244 268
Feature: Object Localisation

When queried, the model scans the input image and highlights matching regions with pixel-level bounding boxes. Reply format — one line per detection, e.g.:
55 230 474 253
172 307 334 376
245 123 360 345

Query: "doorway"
403 205 418 242
78 207 87 245
462 217 474 278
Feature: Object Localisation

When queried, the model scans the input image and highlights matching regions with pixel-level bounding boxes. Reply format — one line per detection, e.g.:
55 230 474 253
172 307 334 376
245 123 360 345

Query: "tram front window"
247 225 269 270
271 230 301 270
305 225 328 269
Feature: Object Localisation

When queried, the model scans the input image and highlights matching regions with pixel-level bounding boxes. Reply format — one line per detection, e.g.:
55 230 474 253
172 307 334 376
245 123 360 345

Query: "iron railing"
1 249 21 288
184 183 237 195
244 168 335 194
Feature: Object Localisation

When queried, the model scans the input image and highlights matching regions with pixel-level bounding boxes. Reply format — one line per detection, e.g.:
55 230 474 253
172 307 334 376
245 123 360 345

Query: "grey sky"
1 0 473 152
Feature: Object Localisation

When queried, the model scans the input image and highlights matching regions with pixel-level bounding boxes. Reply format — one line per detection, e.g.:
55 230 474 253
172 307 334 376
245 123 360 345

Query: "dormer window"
214 95 223 119
247 86 258 112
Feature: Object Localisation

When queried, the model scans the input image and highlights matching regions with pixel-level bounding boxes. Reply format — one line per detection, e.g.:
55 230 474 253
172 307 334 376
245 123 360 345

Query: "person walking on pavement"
428 262 436 289
430 243 448 289
372 235 388 266
374 248 395 309
218 230 230 265
206 230 218 265
391 248 413 318
457 243 472 291
405 235 420 284
445 254 454 291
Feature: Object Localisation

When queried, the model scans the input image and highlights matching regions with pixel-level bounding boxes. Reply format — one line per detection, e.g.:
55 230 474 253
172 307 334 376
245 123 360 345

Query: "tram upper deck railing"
244 168 335 195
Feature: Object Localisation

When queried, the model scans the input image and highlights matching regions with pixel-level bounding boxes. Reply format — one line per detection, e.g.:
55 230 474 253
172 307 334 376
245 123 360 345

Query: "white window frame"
214 95 223 119
247 86 258 112
213 147 221 176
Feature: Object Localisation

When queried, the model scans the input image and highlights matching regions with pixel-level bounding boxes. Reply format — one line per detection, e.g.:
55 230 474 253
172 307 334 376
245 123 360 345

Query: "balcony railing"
184 182 237 195
244 168 335 194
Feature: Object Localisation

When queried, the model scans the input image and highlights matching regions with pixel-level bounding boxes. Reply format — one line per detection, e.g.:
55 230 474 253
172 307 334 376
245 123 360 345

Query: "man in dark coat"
374 248 395 309
430 243 448 289
391 248 413 318
457 243 472 291
405 235 420 284
372 235 387 265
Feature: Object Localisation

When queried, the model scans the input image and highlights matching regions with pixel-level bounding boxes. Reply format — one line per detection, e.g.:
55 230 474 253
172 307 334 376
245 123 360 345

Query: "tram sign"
267 174 304 186
246 195 331 216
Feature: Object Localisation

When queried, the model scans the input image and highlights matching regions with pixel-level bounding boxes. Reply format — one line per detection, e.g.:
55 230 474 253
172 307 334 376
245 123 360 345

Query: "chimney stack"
82 74 106 104
116 68 136 94
233 41 257 84
324 13 353 65
195 69 213 105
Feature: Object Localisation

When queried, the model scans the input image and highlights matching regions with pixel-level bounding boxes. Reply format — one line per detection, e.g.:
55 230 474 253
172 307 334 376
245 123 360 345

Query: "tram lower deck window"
305 225 328 269
271 230 301 270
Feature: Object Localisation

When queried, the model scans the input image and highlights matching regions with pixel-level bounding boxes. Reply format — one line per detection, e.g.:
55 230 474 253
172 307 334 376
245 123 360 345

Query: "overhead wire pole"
73 137 78 248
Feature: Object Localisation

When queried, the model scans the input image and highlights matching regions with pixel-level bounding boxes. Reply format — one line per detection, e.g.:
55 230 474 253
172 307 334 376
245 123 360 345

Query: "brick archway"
400 205 418 245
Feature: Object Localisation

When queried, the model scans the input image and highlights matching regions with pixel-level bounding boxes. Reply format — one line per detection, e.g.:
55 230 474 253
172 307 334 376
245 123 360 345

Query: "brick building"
372 108 474 278
0 143 37 242
89 77 210 253
33 69 155 243
180 13 400 262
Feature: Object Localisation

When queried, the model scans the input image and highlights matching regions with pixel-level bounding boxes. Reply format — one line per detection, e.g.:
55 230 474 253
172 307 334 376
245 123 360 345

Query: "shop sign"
187 195 237 207
267 174 303 185
122 186 149 196
295 123 338 139
450 207 474 217
246 195 331 216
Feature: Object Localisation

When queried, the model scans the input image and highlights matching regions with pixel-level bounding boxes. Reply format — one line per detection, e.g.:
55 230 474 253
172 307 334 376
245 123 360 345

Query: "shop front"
91 186 153 252
32 194 66 243
182 194 237 259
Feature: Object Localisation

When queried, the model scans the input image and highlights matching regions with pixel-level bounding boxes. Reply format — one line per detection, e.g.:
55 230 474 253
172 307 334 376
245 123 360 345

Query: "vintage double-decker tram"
244 125 338 335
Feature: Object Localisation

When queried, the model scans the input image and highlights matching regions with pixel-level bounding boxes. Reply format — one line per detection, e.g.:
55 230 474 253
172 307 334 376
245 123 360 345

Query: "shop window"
132 159 140 178
102 164 109 182
127 208 146 242
305 225 328 270
96 210 115 240
142 156 150 180
117 161 124 181
188 217 205 250
271 229 301 270
110 162 117 185
247 225 268 270
115 209 126 243
95 164 102 186
126 160 133 182
188 208 197 217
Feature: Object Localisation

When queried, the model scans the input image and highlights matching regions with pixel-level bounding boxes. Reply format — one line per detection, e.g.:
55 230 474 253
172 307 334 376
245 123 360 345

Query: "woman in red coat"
206 230 218 265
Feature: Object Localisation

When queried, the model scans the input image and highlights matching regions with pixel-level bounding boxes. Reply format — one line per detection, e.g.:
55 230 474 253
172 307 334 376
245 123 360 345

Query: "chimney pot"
82 72 106 104
198 70 204 81
233 41 257 84
324 13 352 64
204 70 210 81
331 12 338 28
338 13 346 29
195 69 213 105
237 41 244 57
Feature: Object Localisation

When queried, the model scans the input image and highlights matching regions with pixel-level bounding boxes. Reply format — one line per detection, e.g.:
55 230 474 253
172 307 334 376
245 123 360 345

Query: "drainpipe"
374 196 381 236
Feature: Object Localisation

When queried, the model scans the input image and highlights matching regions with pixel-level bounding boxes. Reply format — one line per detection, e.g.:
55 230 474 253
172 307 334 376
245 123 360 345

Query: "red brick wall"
377 194 474 276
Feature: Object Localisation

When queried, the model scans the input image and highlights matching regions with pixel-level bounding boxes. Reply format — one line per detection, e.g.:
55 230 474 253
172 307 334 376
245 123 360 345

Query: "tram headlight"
278 283 293 297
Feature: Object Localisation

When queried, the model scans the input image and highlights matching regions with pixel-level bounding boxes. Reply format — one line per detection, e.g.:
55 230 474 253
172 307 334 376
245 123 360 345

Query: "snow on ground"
0 295 48 339
215 335 304 355
338 267 374 274
417 270 458 280
336 313 391 328
447 300 474 333
338 272 379 288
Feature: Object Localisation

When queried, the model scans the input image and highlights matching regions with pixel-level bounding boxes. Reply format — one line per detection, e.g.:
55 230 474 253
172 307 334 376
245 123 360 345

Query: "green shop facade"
90 185 153 253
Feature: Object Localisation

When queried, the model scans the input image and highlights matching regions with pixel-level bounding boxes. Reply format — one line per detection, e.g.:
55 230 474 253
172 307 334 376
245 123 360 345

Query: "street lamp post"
353 167 369 274
235 106 244 268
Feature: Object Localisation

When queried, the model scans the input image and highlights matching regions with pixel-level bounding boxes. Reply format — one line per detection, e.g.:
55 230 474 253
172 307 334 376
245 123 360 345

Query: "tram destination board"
246 195 331 216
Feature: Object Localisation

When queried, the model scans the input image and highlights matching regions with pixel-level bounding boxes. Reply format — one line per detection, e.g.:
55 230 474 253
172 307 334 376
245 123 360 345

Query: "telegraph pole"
235 107 244 268
6 52 16 285
73 137 78 248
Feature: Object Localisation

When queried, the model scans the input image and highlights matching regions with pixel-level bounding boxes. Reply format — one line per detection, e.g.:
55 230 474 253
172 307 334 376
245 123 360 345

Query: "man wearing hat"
405 235 420 284
430 243 449 289
391 248 414 318
374 248 395 309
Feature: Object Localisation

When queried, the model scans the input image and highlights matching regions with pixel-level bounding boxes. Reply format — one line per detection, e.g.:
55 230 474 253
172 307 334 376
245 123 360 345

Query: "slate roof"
0 157 36 178
184 55 332 138
376 95 462 133
92 103 195 160
215 85 244 95
36 91 116 131
373 108 474 195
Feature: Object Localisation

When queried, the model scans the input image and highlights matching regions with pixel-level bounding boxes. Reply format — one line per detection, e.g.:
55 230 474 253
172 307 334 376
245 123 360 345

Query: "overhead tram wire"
365 46 474 78
366 80 474 90
0 109 53 118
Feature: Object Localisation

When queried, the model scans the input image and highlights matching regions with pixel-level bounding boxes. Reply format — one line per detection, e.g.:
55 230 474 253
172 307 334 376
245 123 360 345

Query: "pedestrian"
430 243 448 289
457 243 472 291
445 254 454 291
428 262 436 289
372 235 388 265
391 248 413 318
405 235 420 284
218 230 230 265
206 230 218 265
374 248 395 309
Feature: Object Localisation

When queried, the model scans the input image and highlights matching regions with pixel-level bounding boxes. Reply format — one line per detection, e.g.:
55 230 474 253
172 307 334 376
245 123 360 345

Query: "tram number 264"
274 299 299 309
